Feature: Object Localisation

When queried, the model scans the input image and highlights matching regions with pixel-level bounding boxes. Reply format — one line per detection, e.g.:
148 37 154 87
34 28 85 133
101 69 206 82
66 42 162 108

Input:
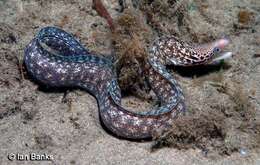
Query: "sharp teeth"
212 52 232 62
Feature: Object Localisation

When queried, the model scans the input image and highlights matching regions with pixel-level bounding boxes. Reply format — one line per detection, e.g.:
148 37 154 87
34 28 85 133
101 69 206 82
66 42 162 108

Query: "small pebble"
239 148 248 156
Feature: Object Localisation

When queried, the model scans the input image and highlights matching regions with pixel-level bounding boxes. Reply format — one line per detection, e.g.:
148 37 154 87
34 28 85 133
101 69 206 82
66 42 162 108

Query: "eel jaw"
212 51 233 62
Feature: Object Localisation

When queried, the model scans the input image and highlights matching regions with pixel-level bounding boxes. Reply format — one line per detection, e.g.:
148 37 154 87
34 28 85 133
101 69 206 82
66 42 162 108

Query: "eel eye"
213 47 220 53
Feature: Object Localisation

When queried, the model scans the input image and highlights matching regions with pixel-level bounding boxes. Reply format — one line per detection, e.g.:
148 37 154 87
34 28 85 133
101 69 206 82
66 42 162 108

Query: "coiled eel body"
24 27 231 139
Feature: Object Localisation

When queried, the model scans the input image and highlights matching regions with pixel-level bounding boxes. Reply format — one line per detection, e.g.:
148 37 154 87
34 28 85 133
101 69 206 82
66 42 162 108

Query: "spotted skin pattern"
24 27 226 139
